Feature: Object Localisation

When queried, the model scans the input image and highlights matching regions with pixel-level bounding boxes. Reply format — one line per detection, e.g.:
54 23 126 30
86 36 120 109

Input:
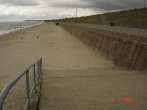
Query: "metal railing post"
0 100 3 110
26 70 31 110
40 58 42 88
33 64 37 94
40 58 42 75
0 57 42 110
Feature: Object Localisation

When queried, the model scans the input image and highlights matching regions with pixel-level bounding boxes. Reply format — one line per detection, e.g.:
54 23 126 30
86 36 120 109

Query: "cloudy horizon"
0 0 146 21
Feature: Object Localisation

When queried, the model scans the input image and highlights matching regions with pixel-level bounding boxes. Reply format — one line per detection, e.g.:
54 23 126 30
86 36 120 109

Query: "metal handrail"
0 58 42 110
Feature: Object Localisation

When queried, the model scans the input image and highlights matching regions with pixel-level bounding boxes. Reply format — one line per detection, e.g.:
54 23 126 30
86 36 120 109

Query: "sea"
0 21 42 36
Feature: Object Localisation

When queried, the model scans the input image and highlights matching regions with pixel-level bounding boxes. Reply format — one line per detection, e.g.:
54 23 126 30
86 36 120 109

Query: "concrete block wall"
61 23 147 71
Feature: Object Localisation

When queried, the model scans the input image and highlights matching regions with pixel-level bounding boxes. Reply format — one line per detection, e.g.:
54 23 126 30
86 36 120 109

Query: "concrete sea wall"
61 23 147 71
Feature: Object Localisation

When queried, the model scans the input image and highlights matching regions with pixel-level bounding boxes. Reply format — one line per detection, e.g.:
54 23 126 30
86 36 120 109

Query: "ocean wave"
0 21 43 36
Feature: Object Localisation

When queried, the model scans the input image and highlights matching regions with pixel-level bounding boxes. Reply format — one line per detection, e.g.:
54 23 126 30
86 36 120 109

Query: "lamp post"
76 8 78 17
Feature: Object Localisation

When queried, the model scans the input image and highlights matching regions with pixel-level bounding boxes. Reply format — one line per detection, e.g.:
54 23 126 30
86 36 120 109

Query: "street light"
75 7 78 17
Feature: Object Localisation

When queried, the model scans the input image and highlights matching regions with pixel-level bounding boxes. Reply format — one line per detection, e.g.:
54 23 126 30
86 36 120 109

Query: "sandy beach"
0 22 44 88
0 22 147 110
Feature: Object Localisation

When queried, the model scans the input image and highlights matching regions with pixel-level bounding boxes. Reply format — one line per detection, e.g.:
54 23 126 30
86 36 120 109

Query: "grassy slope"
51 8 147 29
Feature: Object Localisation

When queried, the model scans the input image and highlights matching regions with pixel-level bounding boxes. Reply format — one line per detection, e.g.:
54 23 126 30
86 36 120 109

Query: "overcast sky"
0 0 145 21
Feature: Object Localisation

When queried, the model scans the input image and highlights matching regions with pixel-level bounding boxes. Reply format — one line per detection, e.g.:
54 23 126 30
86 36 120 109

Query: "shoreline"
0 21 43 37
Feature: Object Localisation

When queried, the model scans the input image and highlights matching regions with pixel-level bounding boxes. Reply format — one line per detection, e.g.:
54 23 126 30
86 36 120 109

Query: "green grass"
48 8 147 29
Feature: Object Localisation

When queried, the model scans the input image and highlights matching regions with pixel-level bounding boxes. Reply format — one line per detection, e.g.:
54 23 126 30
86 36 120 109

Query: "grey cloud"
0 0 39 6
49 0 145 10
0 7 64 21
0 0 146 21
51 3 89 8
0 0 145 10
82 0 144 9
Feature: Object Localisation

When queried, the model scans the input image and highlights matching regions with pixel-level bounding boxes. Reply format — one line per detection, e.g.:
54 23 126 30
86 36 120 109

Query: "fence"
0 58 42 110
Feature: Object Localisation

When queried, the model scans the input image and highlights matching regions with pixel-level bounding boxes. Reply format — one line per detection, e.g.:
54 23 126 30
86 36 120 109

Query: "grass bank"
49 8 147 29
